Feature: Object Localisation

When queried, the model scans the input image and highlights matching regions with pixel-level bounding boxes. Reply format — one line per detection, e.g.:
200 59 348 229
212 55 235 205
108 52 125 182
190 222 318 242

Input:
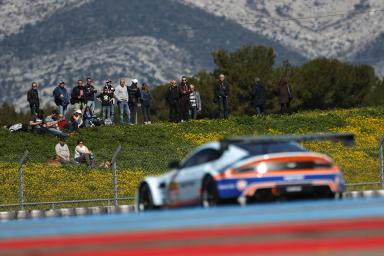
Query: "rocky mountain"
0 0 383 111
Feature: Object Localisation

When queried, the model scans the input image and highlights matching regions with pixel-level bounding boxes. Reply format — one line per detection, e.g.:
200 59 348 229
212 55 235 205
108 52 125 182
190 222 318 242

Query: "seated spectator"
57 114 68 131
83 106 97 127
29 109 46 134
44 110 69 138
55 137 71 163
66 110 83 132
74 140 95 168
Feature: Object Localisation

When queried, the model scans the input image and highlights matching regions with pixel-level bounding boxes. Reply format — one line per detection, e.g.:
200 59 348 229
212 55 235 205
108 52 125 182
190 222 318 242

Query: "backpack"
9 123 28 132
104 118 113 126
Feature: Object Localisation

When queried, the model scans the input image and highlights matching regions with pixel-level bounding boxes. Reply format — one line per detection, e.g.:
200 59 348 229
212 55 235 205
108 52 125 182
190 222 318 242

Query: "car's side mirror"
168 160 180 170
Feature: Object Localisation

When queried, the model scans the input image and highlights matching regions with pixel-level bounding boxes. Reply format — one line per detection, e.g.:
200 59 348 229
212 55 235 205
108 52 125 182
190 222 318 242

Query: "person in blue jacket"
53 81 70 115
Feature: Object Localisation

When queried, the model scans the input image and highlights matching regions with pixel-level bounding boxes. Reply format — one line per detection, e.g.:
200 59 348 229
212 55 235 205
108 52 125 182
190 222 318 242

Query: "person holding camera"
84 77 97 113
44 109 69 138
53 81 70 115
71 79 86 112
214 74 230 119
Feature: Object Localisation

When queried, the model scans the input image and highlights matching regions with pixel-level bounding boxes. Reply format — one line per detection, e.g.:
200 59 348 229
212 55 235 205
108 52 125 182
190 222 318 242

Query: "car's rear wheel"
138 183 155 211
201 176 219 208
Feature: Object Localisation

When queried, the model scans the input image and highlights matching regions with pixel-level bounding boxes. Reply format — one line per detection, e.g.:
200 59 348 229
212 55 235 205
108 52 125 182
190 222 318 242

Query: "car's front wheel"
201 176 220 208
137 183 156 211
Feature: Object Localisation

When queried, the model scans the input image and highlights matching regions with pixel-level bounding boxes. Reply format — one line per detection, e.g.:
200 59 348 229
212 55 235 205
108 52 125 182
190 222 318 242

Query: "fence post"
18 150 29 211
111 145 122 208
379 136 384 189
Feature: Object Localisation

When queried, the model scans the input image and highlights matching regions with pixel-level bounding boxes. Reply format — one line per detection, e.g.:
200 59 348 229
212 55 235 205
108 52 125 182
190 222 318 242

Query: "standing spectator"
189 84 201 119
84 78 97 113
74 139 95 168
214 74 230 119
141 83 151 124
53 81 70 115
166 80 180 122
127 79 141 124
44 110 69 138
97 86 113 122
178 76 192 122
106 80 115 124
251 78 266 115
71 79 86 112
114 79 131 125
275 79 292 114
27 82 40 116
29 109 46 134
55 137 71 163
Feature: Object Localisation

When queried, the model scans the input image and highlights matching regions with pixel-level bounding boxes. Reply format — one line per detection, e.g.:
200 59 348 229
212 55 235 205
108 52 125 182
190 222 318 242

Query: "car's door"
167 148 222 206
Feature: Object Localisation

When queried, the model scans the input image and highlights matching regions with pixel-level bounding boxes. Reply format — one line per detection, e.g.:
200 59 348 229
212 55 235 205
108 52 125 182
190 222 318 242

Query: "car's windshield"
236 142 306 156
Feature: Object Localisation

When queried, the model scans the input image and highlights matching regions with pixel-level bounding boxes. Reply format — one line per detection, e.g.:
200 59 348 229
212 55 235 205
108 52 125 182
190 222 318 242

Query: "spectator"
53 81 70 115
29 109 46 134
166 80 180 122
275 79 292 114
214 74 230 119
105 80 115 124
251 77 266 115
114 79 131 125
27 82 40 116
66 110 83 132
55 137 71 163
97 86 113 122
57 114 68 130
189 84 201 119
141 83 151 124
83 106 97 127
127 79 141 124
44 110 69 138
84 78 97 113
74 139 95 168
178 76 192 122
71 79 86 112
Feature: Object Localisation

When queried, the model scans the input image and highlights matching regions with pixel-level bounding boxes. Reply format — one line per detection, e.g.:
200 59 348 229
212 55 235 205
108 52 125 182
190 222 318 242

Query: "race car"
135 133 354 211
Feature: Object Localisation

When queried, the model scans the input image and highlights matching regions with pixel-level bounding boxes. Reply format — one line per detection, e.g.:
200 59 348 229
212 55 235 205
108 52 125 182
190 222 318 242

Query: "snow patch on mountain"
181 0 384 60
0 0 92 39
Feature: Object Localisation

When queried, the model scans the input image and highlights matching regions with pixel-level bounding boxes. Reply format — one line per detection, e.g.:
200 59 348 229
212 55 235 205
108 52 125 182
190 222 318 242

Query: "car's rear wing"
220 133 354 152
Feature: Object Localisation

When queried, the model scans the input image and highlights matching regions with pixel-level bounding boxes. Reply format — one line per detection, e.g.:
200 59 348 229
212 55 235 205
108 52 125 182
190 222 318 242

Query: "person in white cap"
127 79 141 124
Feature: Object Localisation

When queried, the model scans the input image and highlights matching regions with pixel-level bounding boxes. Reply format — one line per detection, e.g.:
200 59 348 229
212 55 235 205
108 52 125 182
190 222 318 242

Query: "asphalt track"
1 197 384 255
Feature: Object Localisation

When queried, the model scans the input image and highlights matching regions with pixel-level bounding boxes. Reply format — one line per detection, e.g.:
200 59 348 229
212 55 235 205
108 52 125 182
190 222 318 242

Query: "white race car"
135 133 353 211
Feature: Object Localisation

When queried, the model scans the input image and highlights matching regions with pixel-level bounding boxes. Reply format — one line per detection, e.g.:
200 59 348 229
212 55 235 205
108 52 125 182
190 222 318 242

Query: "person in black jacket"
127 79 141 124
214 74 230 119
71 80 86 112
27 82 40 116
166 80 180 122
84 78 97 113
251 77 266 115
178 76 192 122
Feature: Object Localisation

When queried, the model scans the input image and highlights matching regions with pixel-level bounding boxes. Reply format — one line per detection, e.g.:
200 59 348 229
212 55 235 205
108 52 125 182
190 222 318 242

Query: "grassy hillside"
1 107 384 209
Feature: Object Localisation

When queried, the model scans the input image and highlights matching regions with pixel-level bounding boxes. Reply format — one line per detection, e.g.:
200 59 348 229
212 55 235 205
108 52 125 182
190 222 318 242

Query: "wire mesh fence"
1 138 384 212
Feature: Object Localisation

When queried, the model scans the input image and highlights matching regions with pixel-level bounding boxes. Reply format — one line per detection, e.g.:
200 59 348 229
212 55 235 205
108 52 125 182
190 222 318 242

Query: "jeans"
110 104 115 124
179 98 190 121
142 105 151 123
87 101 96 113
255 105 264 115
118 101 131 124
30 105 39 116
47 128 68 138
102 106 111 120
73 102 85 112
58 105 68 115
190 106 197 119
218 97 229 119
280 102 290 114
